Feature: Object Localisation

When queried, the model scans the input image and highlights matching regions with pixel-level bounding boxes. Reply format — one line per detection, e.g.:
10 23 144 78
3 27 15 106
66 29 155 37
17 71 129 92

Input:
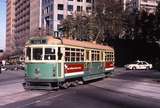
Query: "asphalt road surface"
0 70 24 85
0 68 160 108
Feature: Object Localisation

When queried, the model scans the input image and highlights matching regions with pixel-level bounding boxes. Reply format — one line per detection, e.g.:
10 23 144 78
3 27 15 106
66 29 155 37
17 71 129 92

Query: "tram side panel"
63 62 106 82
83 62 106 81
104 61 114 76
25 63 64 85
64 63 84 79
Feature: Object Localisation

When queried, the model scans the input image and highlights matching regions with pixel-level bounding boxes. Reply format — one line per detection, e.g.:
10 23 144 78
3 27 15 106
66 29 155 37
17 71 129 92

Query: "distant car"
124 60 152 70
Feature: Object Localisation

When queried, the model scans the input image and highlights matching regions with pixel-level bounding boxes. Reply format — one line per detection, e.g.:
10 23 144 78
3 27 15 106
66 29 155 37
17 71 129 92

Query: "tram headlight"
35 68 40 78
53 73 56 77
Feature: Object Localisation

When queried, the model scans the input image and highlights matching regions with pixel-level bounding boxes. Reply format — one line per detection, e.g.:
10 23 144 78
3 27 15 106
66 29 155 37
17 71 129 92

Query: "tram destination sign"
30 39 47 44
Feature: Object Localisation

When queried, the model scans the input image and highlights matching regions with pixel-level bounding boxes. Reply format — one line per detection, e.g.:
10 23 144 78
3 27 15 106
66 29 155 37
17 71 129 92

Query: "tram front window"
26 47 31 60
44 48 56 60
33 48 43 60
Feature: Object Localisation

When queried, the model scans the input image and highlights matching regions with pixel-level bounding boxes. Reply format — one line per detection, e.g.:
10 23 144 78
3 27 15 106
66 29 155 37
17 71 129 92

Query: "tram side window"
105 52 114 61
71 48 75 61
91 50 100 61
44 48 56 60
97 51 100 61
80 49 84 61
101 51 104 61
65 48 70 61
86 50 90 61
33 48 43 60
26 47 31 60
65 48 84 62
76 49 80 61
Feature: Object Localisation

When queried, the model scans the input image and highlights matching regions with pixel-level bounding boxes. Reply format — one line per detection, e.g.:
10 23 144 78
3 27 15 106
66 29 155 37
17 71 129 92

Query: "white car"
124 60 152 70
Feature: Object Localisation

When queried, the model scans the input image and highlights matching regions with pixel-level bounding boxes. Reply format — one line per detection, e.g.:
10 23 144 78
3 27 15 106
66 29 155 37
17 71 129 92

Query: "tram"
23 36 114 90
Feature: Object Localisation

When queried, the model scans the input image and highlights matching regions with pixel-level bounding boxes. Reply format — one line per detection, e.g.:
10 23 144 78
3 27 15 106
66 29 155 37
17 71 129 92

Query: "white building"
139 0 159 13
41 0 93 33
124 0 160 13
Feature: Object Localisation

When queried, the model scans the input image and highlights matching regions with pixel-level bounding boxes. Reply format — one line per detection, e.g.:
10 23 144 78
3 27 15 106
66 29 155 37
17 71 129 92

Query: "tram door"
57 47 64 79
85 50 96 74
85 50 91 73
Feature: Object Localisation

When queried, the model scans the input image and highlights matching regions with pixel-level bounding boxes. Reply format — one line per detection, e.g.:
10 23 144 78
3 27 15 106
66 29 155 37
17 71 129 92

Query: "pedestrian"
2 60 6 67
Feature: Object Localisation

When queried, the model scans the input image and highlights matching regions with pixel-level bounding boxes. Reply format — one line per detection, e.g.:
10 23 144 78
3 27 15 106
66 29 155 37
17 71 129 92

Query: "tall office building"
14 0 30 51
6 0 15 55
30 0 42 36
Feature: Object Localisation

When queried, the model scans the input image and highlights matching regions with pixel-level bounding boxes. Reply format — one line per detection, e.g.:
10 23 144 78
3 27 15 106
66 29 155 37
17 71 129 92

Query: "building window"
58 4 64 10
77 0 83 2
77 6 83 11
57 14 64 20
142 0 148 2
86 6 91 12
42 0 51 5
86 0 92 3
68 5 73 11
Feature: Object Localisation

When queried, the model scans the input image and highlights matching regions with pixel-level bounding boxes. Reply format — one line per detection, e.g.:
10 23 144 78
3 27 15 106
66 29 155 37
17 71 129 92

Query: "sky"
0 0 6 50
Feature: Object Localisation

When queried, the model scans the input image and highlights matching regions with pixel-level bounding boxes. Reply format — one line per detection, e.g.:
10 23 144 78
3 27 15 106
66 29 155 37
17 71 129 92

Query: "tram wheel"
60 82 70 89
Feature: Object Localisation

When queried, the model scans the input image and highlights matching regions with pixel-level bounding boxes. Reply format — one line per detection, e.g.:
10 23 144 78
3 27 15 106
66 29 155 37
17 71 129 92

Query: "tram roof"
28 36 114 51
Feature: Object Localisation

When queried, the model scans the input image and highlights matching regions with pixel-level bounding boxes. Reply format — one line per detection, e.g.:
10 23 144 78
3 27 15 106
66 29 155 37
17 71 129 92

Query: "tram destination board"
30 39 47 44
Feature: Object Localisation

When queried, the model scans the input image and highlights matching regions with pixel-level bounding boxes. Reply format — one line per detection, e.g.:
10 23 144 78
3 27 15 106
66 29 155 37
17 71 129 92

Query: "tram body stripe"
105 67 114 71
65 71 84 77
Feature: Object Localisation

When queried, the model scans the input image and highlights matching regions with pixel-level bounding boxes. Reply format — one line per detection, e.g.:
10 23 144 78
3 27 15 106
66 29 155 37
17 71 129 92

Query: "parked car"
124 60 152 70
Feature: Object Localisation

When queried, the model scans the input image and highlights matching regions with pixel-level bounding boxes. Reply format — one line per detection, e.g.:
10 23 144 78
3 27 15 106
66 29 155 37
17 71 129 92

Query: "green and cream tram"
24 36 114 89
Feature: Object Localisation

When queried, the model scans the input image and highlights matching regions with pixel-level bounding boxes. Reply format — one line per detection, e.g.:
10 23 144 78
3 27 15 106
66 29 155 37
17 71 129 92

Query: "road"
0 68 160 108
0 70 24 85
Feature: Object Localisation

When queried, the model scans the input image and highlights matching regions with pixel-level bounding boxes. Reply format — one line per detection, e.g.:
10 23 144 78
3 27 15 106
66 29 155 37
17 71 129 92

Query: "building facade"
41 0 93 34
30 0 42 36
0 50 3 58
6 0 15 55
14 0 30 51
139 0 159 13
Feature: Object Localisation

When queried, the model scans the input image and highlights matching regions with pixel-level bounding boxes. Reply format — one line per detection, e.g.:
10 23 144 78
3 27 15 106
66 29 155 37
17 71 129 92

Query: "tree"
154 2 160 41
94 0 123 40
60 0 124 43
61 13 98 41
